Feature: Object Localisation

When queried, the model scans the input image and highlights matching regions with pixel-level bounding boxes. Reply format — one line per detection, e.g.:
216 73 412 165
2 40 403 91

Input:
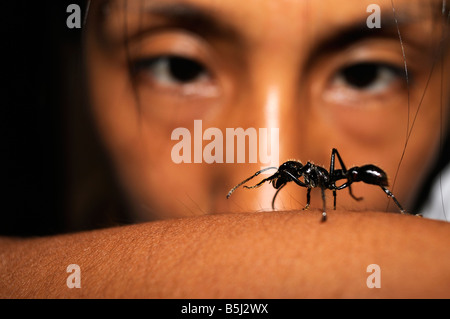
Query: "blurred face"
86 0 449 221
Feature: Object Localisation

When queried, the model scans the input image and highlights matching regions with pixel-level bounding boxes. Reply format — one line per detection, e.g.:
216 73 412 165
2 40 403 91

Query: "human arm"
1 210 449 298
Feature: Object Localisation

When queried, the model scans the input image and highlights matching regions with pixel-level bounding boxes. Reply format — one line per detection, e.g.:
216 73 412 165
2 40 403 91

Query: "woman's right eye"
133 55 210 86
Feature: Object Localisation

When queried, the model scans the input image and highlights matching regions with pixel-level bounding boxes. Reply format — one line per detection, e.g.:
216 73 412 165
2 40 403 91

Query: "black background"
1 1 85 236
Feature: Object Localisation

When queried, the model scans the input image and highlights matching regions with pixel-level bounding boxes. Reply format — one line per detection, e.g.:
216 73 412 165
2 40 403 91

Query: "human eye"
134 55 207 85
329 62 405 95
310 43 418 139
132 54 218 97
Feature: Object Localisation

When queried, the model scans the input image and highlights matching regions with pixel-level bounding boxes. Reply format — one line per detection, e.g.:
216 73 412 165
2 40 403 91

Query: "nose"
222 59 305 212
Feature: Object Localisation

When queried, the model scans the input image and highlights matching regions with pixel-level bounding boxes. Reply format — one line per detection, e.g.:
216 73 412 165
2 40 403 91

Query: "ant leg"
227 167 278 198
331 148 363 201
278 170 311 211
380 186 406 214
282 170 308 187
271 184 285 210
348 187 363 201
331 148 348 172
321 187 327 222
302 188 311 211
333 189 337 210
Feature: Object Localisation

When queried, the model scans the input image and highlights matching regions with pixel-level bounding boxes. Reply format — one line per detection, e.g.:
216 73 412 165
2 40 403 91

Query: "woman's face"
86 0 449 221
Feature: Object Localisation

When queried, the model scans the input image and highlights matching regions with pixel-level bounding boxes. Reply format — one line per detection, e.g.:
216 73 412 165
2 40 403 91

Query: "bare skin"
2 211 449 298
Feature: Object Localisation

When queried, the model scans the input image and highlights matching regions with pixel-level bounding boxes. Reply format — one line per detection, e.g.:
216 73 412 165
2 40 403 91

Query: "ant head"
271 160 304 189
279 160 303 172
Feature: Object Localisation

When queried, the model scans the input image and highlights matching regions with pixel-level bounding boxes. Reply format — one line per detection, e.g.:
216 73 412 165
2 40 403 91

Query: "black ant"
227 148 412 222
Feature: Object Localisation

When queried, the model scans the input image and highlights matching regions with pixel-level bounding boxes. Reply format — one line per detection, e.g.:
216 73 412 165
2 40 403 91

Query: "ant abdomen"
351 164 389 187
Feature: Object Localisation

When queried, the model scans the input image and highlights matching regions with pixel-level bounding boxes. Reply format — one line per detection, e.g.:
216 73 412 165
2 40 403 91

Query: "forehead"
108 0 439 16
101 0 442 39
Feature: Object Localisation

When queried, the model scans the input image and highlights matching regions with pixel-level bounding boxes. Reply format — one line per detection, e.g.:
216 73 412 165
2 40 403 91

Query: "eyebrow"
109 0 446 56
311 20 401 54
309 5 440 58
131 2 243 43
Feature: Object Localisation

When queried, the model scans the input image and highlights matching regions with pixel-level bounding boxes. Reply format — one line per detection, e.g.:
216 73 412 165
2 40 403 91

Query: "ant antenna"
226 167 278 198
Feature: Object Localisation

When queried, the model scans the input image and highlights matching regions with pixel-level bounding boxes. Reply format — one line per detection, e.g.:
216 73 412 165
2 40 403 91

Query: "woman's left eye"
331 62 405 93
133 55 210 85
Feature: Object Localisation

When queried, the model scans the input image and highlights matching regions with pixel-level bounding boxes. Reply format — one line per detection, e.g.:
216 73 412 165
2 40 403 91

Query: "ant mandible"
226 148 410 222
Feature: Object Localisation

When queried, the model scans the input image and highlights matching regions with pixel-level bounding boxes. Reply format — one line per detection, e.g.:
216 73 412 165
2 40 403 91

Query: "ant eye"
333 62 404 93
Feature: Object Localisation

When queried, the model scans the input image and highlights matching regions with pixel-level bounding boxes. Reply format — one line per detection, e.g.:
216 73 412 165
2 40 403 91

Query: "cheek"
87 33 140 157
87 45 213 220
298 97 433 212
302 59 449 211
